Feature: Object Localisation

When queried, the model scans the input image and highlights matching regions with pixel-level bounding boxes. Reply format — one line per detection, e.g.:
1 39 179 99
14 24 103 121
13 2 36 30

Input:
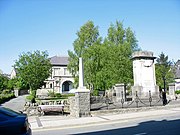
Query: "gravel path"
1 95 28 112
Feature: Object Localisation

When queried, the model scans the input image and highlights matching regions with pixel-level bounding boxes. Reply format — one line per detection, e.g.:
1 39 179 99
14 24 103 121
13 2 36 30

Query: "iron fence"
90 91 163 111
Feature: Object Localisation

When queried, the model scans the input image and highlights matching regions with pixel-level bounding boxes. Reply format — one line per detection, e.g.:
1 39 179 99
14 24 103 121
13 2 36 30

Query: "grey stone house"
42 56 74 93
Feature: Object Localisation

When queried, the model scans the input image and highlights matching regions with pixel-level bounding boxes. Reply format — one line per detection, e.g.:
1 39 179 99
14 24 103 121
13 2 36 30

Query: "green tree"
0 74 9 92
68 21 102 88
7 78 16 90
155 52 174 91
102 21 139 87
14 50 51 95
68 20 140 91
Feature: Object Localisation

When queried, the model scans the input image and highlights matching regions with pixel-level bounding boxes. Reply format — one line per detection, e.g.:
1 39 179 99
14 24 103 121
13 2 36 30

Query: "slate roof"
50 56 69 66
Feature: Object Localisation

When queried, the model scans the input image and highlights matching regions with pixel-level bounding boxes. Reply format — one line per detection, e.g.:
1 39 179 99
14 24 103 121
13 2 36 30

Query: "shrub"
55 93 61 98
0 93 15 104
47 90 55 97
26 95 34 101
61 93 75 98
92 89 99 96
1 89 11 95
26 90 36 103
175 90 180 95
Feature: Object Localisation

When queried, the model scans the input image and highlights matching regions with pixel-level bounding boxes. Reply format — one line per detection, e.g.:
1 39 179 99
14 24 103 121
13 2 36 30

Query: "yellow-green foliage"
0 93 15 104
175 90 180 94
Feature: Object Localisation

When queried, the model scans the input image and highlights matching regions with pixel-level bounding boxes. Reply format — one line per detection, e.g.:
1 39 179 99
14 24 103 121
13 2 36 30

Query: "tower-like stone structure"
132 51 159 99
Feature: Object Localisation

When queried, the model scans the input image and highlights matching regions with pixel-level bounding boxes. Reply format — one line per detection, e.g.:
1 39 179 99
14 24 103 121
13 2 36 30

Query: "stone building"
174 60 180 91
10 68 17 79
42 56 74 93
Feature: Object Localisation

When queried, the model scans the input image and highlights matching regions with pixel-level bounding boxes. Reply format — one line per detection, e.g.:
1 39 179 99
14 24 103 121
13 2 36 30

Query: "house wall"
175 79 180 90
44 65 74 93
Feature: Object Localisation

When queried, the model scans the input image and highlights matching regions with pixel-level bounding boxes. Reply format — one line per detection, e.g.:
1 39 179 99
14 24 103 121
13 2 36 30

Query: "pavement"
28 104 180 131
1 95 180 132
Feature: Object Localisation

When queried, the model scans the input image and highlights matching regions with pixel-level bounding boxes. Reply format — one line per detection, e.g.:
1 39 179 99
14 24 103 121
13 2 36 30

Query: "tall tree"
68 21 102 88
155 52 174 91
14 50 51 93
68 20 140 91
103 21 139 86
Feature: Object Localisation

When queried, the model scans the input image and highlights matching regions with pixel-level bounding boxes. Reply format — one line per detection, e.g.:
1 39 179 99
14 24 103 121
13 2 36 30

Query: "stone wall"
69 91 90 117
68 96 76 117
75 91 90 117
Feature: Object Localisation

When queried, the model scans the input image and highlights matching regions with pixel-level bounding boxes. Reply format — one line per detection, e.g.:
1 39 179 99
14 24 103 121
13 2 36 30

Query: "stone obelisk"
74 57 90 117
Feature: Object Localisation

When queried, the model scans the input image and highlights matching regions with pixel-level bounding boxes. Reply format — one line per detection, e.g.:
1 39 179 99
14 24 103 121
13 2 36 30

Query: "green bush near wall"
0 93 15 104
175 90 180 94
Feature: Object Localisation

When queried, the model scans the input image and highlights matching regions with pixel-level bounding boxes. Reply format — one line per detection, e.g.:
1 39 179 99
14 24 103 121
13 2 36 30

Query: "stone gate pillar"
168 83 176 100
115 84 126 102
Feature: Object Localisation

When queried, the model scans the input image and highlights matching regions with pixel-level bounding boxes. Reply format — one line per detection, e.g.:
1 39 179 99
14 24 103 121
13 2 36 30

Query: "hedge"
0 93 15 104
175 90 180 95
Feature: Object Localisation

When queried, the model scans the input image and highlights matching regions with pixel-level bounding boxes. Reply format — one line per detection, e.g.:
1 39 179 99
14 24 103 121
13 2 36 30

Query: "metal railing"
90 90 163 111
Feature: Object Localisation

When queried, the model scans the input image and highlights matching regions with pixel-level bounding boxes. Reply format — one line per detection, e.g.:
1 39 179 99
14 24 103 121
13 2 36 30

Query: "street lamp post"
162 75 167 105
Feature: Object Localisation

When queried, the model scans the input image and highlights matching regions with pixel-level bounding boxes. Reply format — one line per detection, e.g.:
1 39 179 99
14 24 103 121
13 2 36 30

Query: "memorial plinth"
74 57 90 117
132 51 159 99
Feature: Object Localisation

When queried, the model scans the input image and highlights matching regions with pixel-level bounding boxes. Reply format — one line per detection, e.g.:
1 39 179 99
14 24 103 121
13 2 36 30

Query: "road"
1 95 27 112
33 109 180 135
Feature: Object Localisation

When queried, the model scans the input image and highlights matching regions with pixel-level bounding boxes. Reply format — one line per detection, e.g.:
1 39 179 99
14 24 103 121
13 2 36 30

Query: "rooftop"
50 56 69 66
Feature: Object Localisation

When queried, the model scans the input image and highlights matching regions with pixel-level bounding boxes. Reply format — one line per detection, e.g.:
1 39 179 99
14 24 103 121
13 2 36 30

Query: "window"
64 68 68 75
50 84 53 88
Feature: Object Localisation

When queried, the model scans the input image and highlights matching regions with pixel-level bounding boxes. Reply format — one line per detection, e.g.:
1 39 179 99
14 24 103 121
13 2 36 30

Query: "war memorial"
23 51 176 117
69 51 173 117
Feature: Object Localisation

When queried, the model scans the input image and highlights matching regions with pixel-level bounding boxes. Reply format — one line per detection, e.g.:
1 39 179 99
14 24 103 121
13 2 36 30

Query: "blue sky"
0 0 180 74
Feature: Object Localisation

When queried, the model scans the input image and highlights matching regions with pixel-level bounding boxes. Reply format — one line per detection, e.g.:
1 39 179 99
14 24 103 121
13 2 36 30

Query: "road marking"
36 117 43 127
98 116 110 120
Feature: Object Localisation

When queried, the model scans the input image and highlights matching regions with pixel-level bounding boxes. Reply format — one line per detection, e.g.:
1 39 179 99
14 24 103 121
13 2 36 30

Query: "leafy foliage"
14 50 52 91
155 52 174 90
68 20 140 91
175 90 180 94
0 93 15 104
0 74 9 92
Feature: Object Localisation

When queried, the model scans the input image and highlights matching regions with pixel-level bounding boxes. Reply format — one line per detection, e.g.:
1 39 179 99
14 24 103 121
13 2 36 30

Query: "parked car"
0 106 31 135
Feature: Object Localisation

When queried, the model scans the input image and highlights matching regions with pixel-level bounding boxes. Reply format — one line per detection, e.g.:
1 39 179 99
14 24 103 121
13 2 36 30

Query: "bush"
61 93 75 99
0 93 15 104
26 90 36 103
55 93 61 98
26 95 34 101
1 89 11 95
175 90 180 95
92 89 99 96
47 90 55 97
